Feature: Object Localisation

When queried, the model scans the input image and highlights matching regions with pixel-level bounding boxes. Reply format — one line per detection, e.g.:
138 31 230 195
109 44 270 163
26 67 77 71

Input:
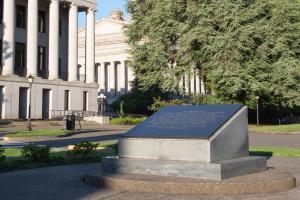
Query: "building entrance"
19 87 28 119
42 89 51 119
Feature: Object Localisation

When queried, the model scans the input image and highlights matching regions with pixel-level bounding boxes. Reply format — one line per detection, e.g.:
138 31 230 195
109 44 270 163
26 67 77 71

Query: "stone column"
27 0 38 76
85 9 95 83
109 61 115 95
127 66 134 91
2 0 16 75
190 75 195 94
119 60 126 95
48 0 60 80
185 74 190 95
196 75 200 94
99 62 106 93
68 3 78 81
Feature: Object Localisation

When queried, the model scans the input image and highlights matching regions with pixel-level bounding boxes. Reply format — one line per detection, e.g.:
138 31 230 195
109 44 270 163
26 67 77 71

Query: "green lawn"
5 129 71 138
3 142 118 158
249 124 300 133
250 146 300 158
1 143 117 173
110 117 147 125
4 148 22 157
5 145 300 159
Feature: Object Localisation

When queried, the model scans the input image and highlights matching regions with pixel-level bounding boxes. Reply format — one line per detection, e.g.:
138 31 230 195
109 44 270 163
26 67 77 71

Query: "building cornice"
78 17 129 33
62 0 97 10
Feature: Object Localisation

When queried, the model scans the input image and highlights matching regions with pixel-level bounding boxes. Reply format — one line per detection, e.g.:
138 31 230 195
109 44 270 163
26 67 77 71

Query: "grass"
250 146 300 158
4 148 22 157
249 124 300 133
2 143 300 173
1 143 117 173
110 117 147 125
5 129 71 138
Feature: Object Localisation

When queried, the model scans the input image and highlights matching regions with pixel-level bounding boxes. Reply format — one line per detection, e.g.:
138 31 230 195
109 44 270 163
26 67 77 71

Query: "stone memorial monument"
102 104 267 180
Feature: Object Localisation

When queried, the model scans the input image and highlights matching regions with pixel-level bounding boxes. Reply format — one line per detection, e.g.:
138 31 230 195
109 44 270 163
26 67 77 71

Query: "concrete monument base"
101 156 267 180
82 168 296 195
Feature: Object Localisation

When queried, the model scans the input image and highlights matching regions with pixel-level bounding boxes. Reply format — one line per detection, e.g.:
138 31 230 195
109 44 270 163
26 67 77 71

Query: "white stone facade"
78 10 206 103
78 10 134 102
0 0 98 119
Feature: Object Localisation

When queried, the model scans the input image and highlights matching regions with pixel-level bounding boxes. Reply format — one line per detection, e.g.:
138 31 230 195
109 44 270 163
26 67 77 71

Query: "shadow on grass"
250 151 273 159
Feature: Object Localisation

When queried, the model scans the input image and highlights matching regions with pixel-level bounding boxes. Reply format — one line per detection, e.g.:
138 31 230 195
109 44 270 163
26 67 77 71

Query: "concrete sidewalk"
0 157 299 200
249 132 300 148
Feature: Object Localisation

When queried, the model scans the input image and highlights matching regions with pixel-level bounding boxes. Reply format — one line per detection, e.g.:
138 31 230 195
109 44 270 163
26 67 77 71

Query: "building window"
38 46 47 78
16 5 26 29
15 42 26 76
58 58 67 80
0 39 2 70
125 66 128 93
64 90 70 110
0 0 3 24
95 65 99 83
83 91 88 111
104 64 108 93
59 19 62 36
0 86 3 119
38 10 46 33
114 64 118 96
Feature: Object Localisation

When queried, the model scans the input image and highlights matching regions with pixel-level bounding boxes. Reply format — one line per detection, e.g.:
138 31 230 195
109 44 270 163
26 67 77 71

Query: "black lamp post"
27 75 34 131
255 96 260 126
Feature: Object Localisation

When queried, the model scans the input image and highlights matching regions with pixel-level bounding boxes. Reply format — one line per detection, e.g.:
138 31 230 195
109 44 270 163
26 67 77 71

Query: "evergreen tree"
126 0 300 109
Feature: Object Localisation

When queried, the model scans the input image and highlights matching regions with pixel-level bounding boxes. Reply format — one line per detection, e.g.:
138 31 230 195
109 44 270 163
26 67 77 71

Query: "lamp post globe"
27 74 34 85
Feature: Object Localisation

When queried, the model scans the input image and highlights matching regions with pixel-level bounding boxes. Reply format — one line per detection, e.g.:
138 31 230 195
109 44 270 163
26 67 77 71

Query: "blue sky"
78 0 130 27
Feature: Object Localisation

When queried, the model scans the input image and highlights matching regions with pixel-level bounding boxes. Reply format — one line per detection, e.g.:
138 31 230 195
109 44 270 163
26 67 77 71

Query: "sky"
78 0 130 28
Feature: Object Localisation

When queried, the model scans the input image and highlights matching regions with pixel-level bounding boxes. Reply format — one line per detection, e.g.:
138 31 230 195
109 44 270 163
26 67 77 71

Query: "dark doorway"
64 90 70 110
0 86 3 119
42 89 50 119
83 91 88 111
19 87 28 119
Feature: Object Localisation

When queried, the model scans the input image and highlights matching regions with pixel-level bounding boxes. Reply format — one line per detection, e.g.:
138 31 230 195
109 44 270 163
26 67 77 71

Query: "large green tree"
126 0 300 109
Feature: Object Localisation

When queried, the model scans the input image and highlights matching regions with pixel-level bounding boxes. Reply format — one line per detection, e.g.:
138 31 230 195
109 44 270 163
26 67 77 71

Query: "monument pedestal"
85 104 296 194
102 156 267 180
101 105 267 180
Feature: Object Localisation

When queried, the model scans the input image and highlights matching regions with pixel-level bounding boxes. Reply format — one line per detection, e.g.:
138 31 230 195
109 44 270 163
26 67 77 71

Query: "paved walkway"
249 132 300 148
0 157 299 200
1 120 300 149
2 130 300 149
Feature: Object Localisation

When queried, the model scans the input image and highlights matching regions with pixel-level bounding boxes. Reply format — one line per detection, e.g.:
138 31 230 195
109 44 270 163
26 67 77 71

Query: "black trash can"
66 114 75 130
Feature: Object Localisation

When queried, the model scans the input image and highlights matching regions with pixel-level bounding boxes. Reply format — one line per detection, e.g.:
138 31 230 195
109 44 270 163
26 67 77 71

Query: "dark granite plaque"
123 104 244 139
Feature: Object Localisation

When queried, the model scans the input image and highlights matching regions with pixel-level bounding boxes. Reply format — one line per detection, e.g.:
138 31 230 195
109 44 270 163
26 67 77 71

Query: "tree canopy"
125 0 300 109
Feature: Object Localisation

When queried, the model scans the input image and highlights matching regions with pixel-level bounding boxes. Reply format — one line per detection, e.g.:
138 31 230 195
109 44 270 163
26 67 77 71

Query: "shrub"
148 97 185 112
0 145 5 164
21 144 51 162
112 93 155 115
192 94 227 105
68 141 98 160
110 117 147 125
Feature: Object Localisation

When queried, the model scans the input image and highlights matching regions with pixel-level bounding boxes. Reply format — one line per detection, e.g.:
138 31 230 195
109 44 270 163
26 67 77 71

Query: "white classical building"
78 10 134 102
0 0 98 119
78 10 205 103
